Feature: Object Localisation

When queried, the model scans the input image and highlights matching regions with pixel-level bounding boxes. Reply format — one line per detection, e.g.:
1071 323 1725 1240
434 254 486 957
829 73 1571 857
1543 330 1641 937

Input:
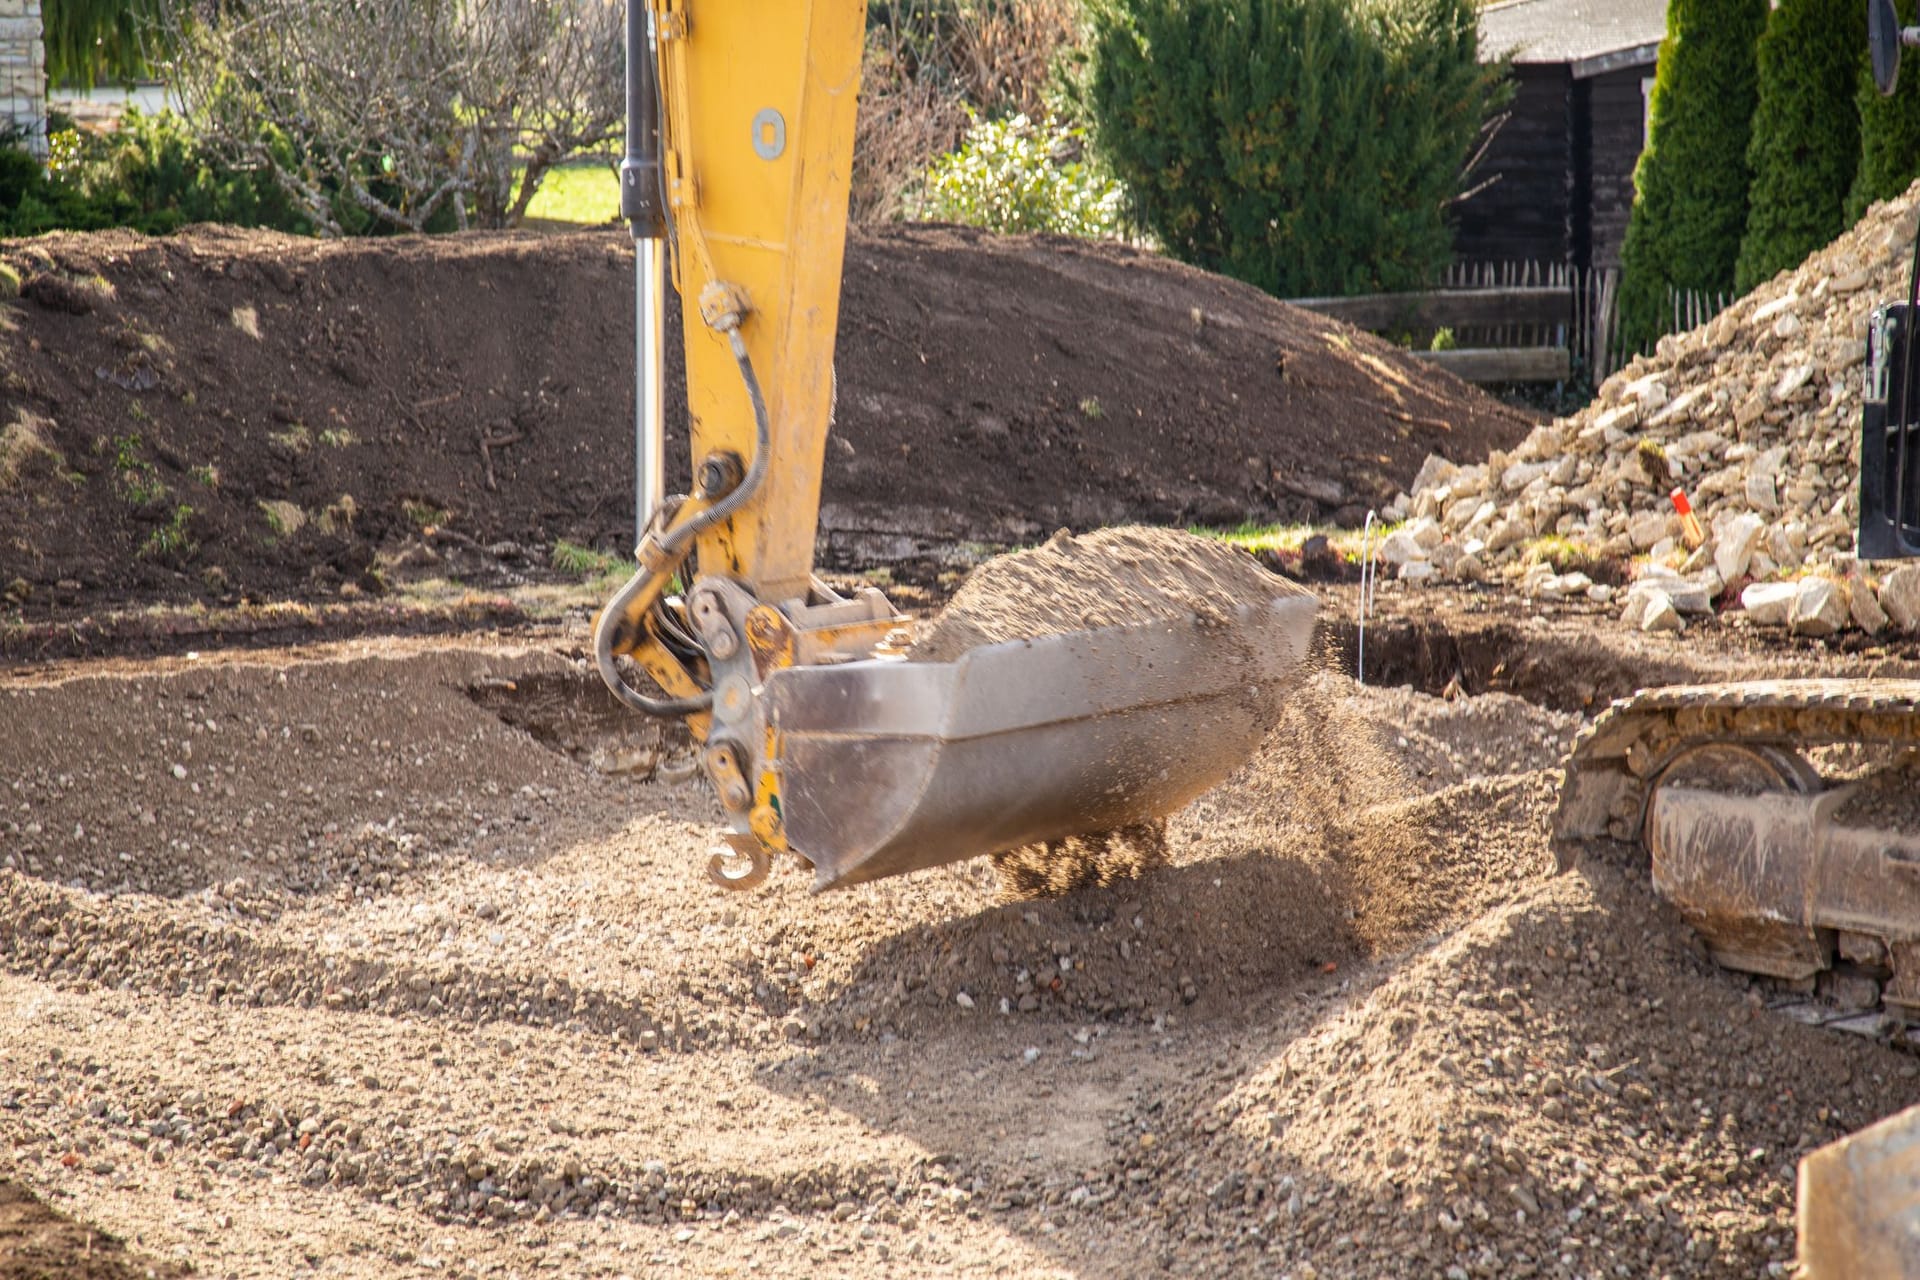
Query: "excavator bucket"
767 593 1318 890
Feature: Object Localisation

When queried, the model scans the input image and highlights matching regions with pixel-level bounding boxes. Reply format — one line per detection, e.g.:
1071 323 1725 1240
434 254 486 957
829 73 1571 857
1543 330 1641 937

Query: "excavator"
591 0 1316 893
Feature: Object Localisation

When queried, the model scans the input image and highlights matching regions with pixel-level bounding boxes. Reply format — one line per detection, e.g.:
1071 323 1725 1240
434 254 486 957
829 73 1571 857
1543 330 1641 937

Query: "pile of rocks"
1380 179 1920 636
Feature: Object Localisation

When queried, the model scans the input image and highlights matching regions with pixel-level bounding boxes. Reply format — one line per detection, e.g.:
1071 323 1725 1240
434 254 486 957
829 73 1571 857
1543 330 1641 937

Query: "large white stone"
1629 511 1677 550
1641 591 1683 633
1880 565 1920 632
1789 577 1850 637
1852 580 1890 636
1375 530 1428 568
1740 581 1798 626
1409 454 1459 495
1714 513 1767 581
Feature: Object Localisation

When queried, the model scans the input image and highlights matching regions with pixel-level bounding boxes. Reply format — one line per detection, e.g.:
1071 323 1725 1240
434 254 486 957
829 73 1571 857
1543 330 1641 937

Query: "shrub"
1084 0 1505 297
854 0 1084 224
1735 0 1866 292
1849 0 1920 221
915 113 1121 235
0 110 314 238
1614 0 1768 356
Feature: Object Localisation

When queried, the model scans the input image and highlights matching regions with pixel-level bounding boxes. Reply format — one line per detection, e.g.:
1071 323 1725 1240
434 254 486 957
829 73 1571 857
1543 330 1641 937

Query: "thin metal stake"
1357 511 1379 685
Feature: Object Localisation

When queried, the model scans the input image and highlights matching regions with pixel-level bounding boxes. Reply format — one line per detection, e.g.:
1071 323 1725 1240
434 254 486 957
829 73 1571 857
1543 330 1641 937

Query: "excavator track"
1558 678 1920 1048
1556 678 1920 845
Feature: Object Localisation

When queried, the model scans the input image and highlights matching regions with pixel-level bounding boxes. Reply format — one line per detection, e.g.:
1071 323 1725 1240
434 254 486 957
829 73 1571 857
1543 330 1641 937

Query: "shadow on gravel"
0 1177 188 1280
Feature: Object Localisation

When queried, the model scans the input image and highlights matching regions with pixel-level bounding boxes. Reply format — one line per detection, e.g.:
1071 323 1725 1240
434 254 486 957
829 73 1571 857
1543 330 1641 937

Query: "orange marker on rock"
1670 488 1705 549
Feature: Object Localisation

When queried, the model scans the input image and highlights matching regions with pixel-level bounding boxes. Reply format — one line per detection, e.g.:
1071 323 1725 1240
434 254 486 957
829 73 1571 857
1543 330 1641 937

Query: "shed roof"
1480 0 1668 77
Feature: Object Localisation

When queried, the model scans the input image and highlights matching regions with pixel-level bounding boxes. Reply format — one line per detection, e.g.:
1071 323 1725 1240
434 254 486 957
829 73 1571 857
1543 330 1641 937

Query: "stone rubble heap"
1380 180 1920 637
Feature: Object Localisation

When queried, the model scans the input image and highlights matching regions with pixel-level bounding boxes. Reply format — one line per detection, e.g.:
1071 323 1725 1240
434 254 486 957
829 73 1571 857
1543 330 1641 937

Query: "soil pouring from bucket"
779 525 1320 898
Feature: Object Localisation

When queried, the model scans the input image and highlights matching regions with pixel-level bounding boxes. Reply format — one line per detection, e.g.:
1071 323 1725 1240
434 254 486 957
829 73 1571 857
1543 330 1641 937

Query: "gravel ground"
3 633 1918 1278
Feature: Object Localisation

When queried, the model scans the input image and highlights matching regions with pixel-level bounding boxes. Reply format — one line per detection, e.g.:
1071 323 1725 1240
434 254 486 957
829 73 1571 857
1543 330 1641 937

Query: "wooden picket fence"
1290 260 1737 386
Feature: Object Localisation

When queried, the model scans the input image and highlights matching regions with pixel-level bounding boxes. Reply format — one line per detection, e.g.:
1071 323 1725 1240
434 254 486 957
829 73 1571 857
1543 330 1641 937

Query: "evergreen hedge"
1848 0 1920 221
1734 0 1865 292
1614 0 1768 356
1083 0 1505 297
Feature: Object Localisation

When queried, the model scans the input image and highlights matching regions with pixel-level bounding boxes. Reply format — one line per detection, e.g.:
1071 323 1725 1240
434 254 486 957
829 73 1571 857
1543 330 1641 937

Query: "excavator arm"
594 0 1316 892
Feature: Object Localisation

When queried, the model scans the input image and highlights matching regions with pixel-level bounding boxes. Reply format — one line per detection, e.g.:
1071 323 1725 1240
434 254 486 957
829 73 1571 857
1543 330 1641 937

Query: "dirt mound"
1114 861 1920 1279
911 525 1310 662
0 223 1530 619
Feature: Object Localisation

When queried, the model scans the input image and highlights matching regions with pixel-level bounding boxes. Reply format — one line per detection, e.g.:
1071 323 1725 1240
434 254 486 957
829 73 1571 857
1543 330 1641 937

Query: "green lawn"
523 162 621 226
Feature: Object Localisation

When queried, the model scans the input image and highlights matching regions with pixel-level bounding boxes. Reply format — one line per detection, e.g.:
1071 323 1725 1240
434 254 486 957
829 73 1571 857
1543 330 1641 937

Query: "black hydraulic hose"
594 330 774 719
621 0 666 238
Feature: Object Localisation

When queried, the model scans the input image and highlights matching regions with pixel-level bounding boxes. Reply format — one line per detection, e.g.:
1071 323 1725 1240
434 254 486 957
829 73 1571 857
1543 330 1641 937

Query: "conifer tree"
1085 0 1504 297
1734 0 1865 292
1615 0 1767 354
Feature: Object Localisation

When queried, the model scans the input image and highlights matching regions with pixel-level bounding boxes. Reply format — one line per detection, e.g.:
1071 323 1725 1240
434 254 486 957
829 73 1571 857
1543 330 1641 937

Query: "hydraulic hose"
594 328 774 719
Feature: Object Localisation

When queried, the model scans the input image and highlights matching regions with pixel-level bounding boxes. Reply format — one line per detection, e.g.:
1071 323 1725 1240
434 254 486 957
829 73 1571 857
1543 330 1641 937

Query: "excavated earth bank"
0 223 1529 620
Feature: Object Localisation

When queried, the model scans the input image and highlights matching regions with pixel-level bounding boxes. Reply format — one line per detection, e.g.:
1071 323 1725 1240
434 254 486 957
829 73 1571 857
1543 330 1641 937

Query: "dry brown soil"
8 226 1920 1280
4 607 1920 1279
0 224 1529 620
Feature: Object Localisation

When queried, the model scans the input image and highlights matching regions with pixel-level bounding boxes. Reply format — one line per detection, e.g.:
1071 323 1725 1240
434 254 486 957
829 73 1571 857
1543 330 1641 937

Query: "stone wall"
0 0 44 157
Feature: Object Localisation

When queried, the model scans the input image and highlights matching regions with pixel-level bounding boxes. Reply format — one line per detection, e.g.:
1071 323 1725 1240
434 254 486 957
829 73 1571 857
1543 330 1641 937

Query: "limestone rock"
1713 513 1766 582
1640 591 1682 633
1852 579 1890 636
1740 582 1797 627
1789 577 1849 637
1879 565 1920 632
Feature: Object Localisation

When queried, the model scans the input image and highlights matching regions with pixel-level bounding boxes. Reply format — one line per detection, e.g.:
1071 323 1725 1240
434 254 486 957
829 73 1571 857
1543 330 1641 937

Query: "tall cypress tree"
1735 0 1866 292
42 0 169 88
1614 0 1768 356
1085 0 1505 297
1848 0 1920 221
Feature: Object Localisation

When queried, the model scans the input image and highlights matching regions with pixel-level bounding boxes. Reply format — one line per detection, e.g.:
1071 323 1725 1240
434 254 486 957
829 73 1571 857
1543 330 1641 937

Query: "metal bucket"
767 593 1318 890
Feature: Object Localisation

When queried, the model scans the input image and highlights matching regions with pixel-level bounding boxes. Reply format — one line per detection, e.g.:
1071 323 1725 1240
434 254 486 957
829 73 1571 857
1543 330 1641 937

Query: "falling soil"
910 525 1311 662
5 629 1912 1277
0 224 1531 621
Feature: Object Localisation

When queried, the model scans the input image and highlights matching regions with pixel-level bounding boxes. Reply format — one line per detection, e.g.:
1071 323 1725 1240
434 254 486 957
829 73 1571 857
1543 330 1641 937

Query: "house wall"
0 0 43 157
1583 64 1651 271
1451 64 1572 268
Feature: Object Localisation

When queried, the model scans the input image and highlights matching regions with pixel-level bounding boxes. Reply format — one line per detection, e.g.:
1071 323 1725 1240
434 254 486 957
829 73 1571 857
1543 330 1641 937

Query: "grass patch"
552 539 627 580
522 163 620 226
1197 521 1397 561
1522 535 1606 576
139 504 197 561
402 499 451 532
0 412 65 487
318 427 360 448
109 433 168 506
270 425 311 453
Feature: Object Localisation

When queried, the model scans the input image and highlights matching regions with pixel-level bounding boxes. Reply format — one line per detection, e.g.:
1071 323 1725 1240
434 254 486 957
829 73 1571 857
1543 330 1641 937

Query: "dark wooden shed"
1454 0 1670 274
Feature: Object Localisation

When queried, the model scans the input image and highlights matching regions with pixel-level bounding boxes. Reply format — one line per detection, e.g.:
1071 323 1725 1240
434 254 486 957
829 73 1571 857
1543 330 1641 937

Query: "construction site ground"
7 230 1920 1279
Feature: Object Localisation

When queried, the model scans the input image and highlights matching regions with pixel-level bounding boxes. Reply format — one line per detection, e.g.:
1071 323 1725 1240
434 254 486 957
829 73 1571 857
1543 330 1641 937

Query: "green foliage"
1084 0 1505 298
1615 0 1769 356
551 540 626 580
916 113 1122 236
1735 0 1866 293
0 109 315 237
1849 0 1920 221
43 0 171 88
139 504 197 562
